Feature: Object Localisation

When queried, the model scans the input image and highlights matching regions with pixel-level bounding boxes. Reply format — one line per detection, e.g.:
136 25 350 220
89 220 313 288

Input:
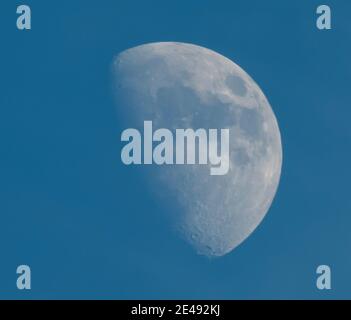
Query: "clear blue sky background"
0 0 351 299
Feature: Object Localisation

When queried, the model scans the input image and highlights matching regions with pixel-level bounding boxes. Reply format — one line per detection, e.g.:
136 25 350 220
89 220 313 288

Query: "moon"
112 42 282 257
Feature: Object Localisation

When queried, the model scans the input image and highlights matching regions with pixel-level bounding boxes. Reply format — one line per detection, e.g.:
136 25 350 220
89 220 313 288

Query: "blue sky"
0 0 351 299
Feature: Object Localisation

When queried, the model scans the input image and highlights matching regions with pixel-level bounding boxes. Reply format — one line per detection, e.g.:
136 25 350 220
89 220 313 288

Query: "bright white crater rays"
112 42 282 257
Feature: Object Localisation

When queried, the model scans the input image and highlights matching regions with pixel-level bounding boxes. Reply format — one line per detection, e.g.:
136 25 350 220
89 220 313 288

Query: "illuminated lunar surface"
112 42 282 257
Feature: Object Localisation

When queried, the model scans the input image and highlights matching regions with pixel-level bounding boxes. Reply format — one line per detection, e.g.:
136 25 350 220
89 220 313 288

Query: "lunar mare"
112 42 282 257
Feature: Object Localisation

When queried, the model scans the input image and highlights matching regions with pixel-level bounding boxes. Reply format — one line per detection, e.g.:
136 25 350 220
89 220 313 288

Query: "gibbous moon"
112 42 282 257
